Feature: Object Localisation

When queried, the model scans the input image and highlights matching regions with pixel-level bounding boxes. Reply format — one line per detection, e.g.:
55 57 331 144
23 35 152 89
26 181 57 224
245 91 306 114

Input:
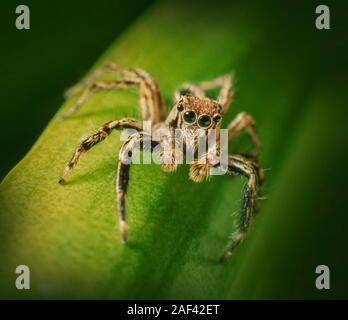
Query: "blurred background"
0 0 153 179
0 0 347 299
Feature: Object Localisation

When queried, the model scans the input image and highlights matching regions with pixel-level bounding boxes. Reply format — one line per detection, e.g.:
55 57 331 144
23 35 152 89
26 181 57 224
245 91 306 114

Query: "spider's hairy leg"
64 63 114 98
116 133 159 242
58 118 142 184
65 63 141 98
117 160 130 243
227 112 261 157
220 154 262 263
62 63 166 123
173 83 206 101
199 74 234 113
61 80 139 119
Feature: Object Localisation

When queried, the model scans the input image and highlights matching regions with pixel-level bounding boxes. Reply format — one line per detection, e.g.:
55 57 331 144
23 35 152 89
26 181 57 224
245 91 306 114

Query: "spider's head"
176 95 222 131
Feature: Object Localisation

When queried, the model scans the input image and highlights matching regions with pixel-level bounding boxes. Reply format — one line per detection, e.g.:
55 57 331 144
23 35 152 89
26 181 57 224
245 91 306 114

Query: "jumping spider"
58 63 264 262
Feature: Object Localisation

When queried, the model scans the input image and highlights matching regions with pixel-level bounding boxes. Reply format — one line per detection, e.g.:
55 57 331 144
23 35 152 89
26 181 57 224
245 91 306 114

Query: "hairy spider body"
59 63 264 263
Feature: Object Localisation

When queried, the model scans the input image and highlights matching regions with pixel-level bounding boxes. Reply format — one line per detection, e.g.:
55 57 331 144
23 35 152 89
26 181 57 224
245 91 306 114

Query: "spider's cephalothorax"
160 94 224 178
171 94 222 131
58 63 264 262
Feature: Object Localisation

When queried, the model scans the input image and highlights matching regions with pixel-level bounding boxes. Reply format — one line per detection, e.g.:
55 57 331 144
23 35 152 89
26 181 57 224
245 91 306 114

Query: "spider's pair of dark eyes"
177 104 221 128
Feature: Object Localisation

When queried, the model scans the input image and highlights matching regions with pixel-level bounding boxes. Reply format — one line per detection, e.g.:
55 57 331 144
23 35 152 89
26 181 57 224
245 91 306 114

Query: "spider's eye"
198 115 212 128
213 114 222 123
183 110 197 124
177 103 184 112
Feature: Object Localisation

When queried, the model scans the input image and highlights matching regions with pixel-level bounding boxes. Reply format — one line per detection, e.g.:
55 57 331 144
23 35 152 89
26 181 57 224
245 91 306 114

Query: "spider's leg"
220 154 262 263
173 83 206 101
58 118 142 184
64 63 115 98
62 63 166 124
198 74 234 114
65 63 146 97
116 133 159 242
227 112 261 157
117 160 130 242
61 80 139 119
173 75 233 114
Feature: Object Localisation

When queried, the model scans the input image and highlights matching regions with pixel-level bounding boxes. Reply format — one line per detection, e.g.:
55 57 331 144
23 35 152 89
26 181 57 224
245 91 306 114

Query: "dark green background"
0 0 347 299
0 0 153 179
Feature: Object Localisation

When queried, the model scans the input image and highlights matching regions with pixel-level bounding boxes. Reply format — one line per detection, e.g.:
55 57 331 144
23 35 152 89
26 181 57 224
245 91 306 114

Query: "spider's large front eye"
197 114 212 128
183 110 197 124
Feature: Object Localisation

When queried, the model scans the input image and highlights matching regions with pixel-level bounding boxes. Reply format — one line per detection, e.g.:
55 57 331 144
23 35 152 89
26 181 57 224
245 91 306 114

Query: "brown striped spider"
58 63 264 262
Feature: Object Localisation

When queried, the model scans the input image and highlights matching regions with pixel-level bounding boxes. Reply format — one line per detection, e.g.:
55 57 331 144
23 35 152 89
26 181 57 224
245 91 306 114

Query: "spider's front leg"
58 118 142 184
220 154 263 263
116 133 159 242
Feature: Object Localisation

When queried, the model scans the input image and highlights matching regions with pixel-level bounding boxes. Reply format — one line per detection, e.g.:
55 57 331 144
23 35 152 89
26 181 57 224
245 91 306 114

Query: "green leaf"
0 1 347 299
